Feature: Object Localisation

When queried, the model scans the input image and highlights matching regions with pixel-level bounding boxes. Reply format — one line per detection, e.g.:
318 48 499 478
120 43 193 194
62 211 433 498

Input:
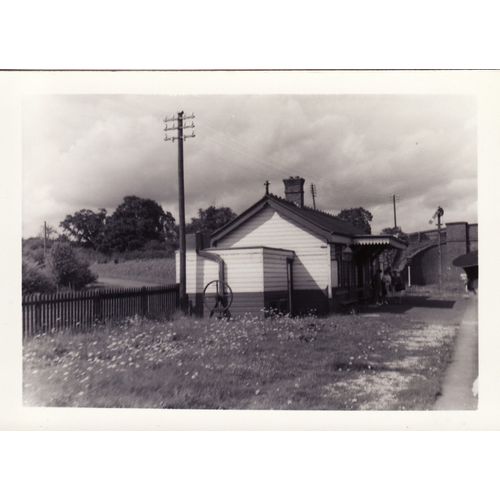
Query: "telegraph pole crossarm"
164 113 195 123
164 113 196 142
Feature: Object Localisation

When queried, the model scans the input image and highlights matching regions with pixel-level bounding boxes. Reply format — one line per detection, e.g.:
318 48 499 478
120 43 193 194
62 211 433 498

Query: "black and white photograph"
3 1 500 497
19 86 480 412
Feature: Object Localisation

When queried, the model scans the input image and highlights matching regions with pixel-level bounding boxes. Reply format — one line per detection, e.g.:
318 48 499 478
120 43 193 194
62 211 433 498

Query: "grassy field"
90 258 176 284
23 311 457 410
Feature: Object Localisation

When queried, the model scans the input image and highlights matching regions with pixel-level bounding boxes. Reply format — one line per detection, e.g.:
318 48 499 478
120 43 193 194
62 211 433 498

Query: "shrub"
22 237 48 265
46 242 97 290
22 259 56 294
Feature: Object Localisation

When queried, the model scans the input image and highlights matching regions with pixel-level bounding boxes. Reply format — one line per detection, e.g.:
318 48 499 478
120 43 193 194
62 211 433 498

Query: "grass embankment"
23 312 457 410
90 258 176 284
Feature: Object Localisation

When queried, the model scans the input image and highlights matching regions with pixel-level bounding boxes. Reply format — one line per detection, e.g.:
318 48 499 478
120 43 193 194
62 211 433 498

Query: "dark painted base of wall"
292 289 329 316
263 290 290 315
188 291 264 317
187 288 330 317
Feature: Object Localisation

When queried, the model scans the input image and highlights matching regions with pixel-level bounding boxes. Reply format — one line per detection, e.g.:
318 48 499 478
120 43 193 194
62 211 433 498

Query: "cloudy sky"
22 94 477 237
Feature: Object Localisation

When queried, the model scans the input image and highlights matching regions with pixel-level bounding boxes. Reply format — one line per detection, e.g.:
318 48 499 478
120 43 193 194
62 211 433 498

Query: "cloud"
22 94 477 237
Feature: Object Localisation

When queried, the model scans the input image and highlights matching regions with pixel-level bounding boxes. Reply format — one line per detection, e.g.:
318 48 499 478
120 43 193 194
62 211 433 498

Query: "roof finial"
264 180 270 195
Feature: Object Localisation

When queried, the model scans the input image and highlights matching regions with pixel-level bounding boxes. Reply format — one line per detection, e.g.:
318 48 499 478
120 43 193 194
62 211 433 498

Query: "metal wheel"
202 280 233 318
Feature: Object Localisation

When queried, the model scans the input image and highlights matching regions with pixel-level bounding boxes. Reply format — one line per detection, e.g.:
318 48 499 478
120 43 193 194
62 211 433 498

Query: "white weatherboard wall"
263 248 293 292
216 206 330 291
176 250 218 295
211 248 263 293
177 248 264 294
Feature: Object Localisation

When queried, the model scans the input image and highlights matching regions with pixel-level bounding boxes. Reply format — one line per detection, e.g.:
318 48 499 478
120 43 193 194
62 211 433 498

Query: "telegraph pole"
43 221 47 261
310 183 317 210
436 206 444 292
430 206 444 292
392 194 399 229
164 111 195 312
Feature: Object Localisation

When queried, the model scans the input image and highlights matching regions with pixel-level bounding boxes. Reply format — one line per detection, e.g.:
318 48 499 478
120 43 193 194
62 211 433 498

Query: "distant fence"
22 284 180 338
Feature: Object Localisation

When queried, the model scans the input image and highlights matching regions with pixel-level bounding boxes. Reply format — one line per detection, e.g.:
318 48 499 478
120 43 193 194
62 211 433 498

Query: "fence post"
141 287 148 317
34 294 41 334
94 290 103 322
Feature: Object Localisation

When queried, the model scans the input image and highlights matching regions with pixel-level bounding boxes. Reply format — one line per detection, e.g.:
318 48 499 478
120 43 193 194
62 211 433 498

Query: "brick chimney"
283 176 305 208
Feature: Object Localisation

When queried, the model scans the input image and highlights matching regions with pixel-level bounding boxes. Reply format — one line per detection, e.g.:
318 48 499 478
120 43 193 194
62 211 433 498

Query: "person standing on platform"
382 268 392 304
373 269 383 306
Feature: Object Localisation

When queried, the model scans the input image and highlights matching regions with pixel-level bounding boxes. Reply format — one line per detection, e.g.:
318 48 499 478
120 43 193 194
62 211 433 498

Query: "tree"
60 208 107 249
187 206 237 234
46 242 97 290
337 207 373 234
381 226 409 242
100 196 176 253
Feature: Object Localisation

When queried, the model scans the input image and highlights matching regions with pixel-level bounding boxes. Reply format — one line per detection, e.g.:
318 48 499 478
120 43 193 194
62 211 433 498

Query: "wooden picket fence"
22 284 180 338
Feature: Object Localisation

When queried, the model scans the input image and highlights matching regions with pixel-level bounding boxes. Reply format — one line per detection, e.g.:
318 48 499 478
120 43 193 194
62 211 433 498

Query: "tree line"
58 195 237 254
55 201 396 253
49 196 399 256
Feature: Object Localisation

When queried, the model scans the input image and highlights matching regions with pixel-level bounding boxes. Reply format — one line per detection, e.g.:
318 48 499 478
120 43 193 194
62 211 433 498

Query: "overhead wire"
187 118 336 212
201 134 280 176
